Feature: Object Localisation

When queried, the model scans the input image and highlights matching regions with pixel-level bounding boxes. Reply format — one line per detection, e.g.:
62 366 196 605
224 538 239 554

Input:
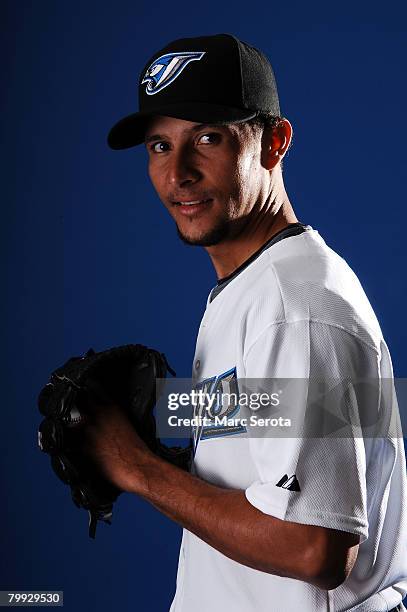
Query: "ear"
262 118 293 170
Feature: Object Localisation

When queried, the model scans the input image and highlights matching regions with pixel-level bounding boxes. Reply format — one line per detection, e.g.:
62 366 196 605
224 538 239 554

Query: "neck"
206 194 298 280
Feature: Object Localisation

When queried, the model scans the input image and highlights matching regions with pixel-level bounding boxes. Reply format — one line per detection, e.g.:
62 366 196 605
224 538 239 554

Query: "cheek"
147 161 157 187
232 152 260 200
147 164 173 214
213 153 245 195
240 150 257 176
238 150 263 193
148 163 164 197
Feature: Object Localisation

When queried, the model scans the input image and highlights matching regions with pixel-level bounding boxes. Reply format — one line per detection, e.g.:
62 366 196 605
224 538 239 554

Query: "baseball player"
84 34 407 611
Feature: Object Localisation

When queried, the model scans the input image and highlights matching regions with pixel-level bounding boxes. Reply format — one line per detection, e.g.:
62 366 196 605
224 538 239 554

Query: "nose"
167 144 201 188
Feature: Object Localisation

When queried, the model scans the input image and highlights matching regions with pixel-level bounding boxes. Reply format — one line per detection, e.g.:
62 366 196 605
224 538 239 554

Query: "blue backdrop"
2 1 406 610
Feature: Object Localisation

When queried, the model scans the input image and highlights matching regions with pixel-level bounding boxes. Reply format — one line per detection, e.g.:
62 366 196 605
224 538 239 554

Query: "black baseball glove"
38 344 191 538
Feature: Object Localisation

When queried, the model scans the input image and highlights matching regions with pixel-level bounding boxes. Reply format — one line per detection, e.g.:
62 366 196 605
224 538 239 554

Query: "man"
86 34 407 611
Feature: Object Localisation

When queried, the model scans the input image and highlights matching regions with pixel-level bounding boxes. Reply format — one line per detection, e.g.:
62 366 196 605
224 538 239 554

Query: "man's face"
145 116 268 247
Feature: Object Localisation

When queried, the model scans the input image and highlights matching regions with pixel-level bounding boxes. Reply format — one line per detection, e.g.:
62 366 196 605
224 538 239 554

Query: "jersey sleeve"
243 319 391 542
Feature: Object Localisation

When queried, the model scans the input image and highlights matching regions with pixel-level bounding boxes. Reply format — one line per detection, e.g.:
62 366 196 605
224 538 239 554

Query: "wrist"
126 447 164 496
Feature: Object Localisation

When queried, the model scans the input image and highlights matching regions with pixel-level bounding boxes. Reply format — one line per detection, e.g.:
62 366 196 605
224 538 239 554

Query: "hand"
82 403 153 494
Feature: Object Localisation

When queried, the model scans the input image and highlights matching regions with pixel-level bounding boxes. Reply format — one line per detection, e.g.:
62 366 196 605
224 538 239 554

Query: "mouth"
173 198 212 207
172 198 213 216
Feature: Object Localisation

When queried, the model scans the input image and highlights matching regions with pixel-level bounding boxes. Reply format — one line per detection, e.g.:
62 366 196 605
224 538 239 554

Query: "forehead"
145 115 199 136
144 115 242 141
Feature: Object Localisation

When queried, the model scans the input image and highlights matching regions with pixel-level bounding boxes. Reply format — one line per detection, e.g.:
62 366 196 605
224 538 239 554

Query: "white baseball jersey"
170 226 407 612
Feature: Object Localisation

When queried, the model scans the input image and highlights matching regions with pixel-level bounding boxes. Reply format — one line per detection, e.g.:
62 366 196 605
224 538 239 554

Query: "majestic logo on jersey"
193 367 246 453
276 474 301 492
141 51 206 95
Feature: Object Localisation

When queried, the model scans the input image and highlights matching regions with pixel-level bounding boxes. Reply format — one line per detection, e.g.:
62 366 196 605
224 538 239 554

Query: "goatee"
176 219 231 247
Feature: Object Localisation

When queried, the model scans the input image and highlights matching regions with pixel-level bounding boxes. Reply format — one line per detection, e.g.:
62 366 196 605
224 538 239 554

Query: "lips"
172 198 213 216
173 198 212 207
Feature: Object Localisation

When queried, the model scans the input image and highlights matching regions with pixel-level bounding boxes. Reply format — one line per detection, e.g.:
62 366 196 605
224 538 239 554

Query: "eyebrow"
145 133 167 144
144 123 229 144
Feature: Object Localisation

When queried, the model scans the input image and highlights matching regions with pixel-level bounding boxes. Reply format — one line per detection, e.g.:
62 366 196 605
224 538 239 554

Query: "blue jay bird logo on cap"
141 51 205 95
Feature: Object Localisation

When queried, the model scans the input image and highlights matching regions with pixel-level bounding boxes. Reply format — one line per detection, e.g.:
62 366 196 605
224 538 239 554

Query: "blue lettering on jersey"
193 367 246 454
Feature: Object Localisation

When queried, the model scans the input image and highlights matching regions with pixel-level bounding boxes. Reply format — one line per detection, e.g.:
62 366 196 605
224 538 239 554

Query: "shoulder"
241 228 383 352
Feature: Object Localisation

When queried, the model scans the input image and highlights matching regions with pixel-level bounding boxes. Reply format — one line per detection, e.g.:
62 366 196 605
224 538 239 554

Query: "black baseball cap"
107 33 281 150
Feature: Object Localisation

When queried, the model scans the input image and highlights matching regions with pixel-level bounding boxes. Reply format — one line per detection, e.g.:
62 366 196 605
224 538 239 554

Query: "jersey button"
195 359 201 370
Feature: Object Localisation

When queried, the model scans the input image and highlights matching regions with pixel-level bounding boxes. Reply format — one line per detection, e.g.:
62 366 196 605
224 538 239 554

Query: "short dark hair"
245 112 291 170
246 112 283 132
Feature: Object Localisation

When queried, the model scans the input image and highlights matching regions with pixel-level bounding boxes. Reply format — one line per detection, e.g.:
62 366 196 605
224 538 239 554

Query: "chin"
176 222 230 247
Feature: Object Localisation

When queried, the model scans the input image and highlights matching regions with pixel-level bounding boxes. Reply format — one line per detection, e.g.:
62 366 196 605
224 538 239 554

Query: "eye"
149 141 170 153
197 132 221 145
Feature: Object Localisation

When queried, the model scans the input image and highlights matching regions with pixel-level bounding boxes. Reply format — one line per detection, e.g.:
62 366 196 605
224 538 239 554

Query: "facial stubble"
175 216 232 247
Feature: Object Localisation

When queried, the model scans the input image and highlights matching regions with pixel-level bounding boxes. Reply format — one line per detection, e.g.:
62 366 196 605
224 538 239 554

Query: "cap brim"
107 102 258 150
